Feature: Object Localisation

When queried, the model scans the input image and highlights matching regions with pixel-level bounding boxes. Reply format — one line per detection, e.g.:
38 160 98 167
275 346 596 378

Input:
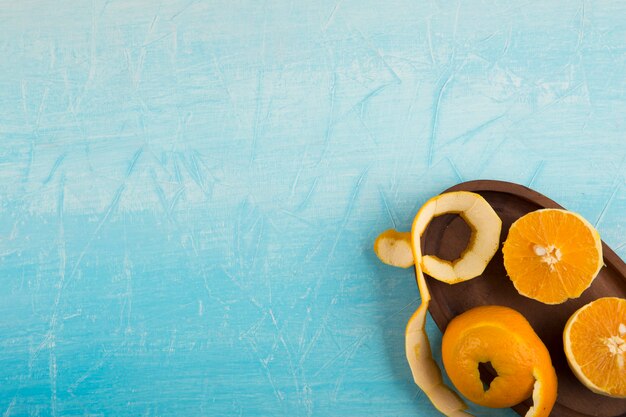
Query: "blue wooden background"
1 1 625 416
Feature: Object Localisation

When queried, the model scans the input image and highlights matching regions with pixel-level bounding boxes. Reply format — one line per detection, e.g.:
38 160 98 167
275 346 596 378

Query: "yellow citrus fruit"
442 306 557 416
502 208 603 304
563 297 626 398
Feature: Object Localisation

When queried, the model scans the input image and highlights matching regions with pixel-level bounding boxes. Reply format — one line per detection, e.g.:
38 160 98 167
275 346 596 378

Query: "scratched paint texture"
1 0 625 416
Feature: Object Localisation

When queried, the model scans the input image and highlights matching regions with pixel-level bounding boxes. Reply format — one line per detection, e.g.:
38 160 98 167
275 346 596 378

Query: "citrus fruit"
563 297 626 398
442 306 557 416
502 208 603 304
375 191 502 416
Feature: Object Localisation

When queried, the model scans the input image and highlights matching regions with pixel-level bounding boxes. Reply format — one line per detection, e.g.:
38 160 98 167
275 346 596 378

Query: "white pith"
532 244 562 271
605 331 626 369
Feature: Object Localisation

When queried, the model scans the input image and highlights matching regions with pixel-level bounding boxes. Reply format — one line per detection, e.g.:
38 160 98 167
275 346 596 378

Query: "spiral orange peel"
374 191 558 416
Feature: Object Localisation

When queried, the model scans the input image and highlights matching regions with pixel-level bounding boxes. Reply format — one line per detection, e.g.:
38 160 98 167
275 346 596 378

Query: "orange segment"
502 209 603 304
442 306 557 416
563 297 626 398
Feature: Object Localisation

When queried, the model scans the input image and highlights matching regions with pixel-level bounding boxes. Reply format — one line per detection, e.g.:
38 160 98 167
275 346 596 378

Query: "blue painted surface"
1 1 625 416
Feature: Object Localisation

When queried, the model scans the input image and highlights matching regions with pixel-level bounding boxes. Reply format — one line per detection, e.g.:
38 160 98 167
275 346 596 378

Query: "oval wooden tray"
421 180 626 417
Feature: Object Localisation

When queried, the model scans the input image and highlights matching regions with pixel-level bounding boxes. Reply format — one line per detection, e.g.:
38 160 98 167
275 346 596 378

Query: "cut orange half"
563 297 626 398
502 209 603 304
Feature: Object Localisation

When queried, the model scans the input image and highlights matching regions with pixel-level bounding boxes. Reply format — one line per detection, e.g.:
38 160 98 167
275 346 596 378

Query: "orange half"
563 297 626 398
502 209 603 304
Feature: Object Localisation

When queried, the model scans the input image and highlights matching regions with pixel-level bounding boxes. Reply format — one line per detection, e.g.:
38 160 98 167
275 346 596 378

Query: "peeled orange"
502 208 603 304
563 297 626 398
442 306 557 416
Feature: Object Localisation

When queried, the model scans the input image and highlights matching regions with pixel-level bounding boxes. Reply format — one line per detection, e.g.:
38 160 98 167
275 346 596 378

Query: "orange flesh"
564 297 626 397
503 209 603 304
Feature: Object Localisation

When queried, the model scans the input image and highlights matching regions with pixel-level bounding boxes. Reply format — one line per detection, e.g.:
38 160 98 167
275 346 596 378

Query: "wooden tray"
421 180 626 417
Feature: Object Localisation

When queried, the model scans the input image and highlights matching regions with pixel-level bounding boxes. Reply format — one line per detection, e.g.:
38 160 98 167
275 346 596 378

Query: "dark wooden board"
421 180 626 417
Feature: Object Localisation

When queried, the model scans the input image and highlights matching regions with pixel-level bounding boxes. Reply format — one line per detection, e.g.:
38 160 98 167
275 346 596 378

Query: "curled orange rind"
375 191 557 416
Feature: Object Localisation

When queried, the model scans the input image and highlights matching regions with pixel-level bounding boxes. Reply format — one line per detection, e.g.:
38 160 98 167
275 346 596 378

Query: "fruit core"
532 244 562 270
605 323 626 369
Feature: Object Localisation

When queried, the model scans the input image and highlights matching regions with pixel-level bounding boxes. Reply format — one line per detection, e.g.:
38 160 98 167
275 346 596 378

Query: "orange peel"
374 230 413 269
376 191 501 415
374 191 558 416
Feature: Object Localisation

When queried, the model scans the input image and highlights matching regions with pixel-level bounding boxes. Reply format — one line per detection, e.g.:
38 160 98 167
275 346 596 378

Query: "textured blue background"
1 1 625 416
